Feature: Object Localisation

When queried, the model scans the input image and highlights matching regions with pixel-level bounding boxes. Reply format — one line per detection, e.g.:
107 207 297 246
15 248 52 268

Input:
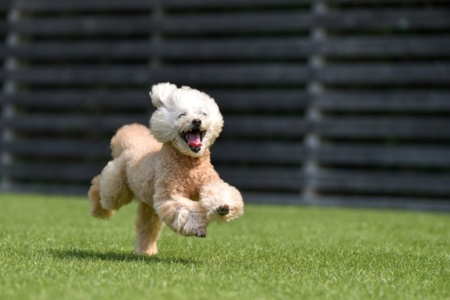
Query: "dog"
88 83 244 256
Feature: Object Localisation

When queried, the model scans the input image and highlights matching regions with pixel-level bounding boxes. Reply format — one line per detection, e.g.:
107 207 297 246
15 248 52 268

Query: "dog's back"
111 123 161 159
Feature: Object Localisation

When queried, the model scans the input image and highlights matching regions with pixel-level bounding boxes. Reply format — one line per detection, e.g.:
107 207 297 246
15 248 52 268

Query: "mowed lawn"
0 194 449 300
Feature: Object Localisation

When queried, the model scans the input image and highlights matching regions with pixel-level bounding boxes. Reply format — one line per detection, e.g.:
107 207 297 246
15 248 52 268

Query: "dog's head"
149 82 224 158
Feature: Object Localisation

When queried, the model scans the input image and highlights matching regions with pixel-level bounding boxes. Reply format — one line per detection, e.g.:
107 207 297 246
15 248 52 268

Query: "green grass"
0 194 449 300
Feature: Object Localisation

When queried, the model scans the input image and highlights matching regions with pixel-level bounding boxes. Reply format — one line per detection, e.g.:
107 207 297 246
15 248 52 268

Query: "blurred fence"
1 0 450 211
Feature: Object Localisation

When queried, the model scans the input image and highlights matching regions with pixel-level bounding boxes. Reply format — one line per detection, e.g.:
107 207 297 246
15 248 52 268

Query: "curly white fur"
150 84 224 157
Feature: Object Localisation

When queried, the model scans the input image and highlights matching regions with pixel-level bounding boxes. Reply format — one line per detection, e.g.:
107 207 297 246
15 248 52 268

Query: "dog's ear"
149 82 177 108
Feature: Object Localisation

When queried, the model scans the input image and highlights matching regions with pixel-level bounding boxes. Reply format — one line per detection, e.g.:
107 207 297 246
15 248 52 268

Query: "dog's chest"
178 169 205 200
160 148 219 200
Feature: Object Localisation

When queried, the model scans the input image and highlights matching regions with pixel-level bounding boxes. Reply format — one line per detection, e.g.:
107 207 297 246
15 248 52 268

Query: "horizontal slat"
7 65 309 85
0 139 110 158
320 9 450 30
213 141 304 164
10 38 312 60
321 36 450 58
10 40 156 60
218 166 303 191
12 12 312 36
316 117 450 139
318 63 450 84
11 9 450 36
1 115 147 132
15 0 308 11
2 162 102 182
0 91 150 110
11 37 450 62
24 0 446 12
314 170 450 196
224 116 306 138
314 144 450 168
0 26 444 71
315 91 450 112
212 89 308 112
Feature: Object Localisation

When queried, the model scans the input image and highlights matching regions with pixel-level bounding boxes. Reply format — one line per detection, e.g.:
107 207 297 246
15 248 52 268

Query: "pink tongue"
187 132 202 148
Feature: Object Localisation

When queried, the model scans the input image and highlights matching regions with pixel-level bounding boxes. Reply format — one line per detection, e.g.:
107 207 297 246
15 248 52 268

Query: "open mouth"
180 129 206 153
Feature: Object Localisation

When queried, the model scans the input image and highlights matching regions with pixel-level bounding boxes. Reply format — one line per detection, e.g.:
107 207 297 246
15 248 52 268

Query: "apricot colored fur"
88 83 244 256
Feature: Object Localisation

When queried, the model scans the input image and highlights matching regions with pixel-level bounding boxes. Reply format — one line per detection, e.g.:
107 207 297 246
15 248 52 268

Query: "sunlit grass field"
1 194 449 300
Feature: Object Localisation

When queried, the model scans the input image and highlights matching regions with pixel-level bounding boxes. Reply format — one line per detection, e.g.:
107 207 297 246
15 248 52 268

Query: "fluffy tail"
88 175 115 219
111 123 160 158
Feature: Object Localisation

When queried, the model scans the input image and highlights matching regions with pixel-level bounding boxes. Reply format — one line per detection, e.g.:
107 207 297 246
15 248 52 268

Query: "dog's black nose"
192 119 202 127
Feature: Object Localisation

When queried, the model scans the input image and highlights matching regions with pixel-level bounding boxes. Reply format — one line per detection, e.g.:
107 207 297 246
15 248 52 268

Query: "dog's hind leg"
135 201 164 256
98 156 133 212
88 175 115 219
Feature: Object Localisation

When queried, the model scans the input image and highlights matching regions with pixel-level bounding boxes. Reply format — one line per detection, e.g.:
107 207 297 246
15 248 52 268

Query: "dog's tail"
110 123 160 159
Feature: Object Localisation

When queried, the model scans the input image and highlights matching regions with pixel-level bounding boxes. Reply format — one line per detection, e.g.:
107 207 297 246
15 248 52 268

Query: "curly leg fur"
88 176 115 219
88 156 133 219
199 181 244 223
135 202 164 256
154 196 208 237
99 157 133 210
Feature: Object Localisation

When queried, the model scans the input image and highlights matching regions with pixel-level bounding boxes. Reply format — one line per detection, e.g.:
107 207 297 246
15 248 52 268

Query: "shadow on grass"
50 249 195 265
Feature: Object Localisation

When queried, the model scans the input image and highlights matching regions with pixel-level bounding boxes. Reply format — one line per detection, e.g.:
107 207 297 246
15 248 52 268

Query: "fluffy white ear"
149 82 177 108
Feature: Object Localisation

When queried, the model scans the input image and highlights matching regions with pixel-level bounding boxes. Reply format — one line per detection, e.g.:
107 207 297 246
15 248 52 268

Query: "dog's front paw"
216 204 230 216
194 227 207 238
182 211 207 238
199 181 244 223
167 206 208 237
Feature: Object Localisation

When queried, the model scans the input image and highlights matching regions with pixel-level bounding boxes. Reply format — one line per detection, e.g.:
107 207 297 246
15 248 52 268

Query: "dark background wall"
1 0 450 211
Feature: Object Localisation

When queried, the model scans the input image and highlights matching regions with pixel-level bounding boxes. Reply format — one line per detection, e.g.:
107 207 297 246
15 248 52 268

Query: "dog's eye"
202 112 207 117
178 113 186 119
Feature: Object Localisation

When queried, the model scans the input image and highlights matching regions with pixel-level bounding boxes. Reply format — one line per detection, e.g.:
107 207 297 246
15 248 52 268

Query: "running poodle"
88 83 244 256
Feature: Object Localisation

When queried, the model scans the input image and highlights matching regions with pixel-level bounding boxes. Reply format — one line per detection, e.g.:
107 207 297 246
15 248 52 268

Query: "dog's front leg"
153 194 208 237
199 181 244 223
